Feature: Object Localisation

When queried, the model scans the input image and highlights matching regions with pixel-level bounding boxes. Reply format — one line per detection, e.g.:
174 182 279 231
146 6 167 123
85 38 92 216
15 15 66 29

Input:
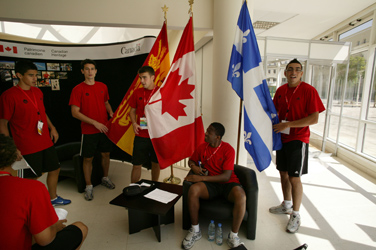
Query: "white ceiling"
0 0 376 44
252 0 376 39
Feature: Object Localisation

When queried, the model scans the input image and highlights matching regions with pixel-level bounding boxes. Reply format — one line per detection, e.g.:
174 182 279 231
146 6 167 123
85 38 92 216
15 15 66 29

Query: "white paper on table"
144 188 178 204
12 158 37 176
54 208 68 220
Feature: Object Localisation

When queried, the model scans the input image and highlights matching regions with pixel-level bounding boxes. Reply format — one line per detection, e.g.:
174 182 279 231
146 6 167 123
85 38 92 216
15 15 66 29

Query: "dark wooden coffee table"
109 180 183 242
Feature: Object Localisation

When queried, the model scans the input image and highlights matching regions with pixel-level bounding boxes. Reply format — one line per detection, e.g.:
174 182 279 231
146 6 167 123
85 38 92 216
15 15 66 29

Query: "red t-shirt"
0 86 53 155
129 87 158 138
69 81 110 134
273 82 326 143
190 141 239 184
0 173 58 250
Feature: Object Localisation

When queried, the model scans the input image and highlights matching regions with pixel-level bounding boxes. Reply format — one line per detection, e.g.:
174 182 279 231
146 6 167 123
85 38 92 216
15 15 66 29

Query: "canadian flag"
0 45 18 53
145 16 205 169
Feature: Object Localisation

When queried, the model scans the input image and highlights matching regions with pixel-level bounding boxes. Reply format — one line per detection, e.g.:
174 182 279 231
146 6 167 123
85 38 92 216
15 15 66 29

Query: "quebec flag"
227 1 282 172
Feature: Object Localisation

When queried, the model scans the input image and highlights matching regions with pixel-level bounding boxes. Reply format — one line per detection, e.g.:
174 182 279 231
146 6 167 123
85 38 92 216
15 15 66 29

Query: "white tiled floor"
44 148 376 250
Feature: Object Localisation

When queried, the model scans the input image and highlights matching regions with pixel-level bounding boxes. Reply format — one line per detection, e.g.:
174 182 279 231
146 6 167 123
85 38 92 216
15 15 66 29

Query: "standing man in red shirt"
182 122 246 249
69 59 115 201
270 58 325 233
0 60 71 206
129 66 160 183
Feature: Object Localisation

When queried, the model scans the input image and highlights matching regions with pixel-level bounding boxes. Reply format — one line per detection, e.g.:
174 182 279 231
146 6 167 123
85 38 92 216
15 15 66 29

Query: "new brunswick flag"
106 22 170 155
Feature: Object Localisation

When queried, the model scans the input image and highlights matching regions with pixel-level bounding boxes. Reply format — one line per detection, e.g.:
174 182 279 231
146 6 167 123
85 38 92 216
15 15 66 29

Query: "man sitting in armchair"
182 122 246 249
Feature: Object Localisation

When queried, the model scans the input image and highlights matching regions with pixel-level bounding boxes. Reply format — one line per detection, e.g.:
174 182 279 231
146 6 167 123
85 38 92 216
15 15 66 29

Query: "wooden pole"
236 99 243 165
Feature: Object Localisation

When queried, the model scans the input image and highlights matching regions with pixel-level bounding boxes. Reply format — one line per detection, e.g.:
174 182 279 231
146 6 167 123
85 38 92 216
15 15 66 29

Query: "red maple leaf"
5 47 11 52
160 69 195 120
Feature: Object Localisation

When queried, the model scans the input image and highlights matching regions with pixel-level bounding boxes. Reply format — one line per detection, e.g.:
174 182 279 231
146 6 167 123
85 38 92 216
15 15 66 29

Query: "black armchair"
182 164 258 240
55 142 103 193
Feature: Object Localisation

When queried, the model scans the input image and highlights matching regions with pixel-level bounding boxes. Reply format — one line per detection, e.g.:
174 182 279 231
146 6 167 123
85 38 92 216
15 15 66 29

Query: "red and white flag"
145 16 205 169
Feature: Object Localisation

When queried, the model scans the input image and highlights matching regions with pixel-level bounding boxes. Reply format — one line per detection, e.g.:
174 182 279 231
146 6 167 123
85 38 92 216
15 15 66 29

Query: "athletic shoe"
101 177 115 189
181 228 202 249
84 186 93 201
286 214 301 233
227 233 243 248
269 202 293 214
51 196 71 206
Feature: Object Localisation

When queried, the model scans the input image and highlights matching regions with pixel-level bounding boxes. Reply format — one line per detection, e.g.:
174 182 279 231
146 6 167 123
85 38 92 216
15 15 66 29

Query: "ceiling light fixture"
253 21 279 30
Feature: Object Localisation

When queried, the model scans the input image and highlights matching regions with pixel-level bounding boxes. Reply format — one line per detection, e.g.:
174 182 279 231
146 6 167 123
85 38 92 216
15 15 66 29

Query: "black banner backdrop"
0 37 155 162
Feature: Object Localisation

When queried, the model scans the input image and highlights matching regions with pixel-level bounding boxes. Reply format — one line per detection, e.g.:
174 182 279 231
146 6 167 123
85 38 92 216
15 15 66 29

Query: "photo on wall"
42 71 55 79
51 79 60 91
13 78 19 86
61 63 72 71
0 60 15 69
34 62 46 71
57 72 68 79
47 63 60 71
0 69 12 82
38 79 51 87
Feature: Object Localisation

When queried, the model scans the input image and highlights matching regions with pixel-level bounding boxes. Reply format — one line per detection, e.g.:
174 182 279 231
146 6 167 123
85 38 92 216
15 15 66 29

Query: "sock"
102 176 109 180
292 210 300 216
284 200 293 208
192 224 200 233
86 185 93 189
51 197 57 201
229 231 238 238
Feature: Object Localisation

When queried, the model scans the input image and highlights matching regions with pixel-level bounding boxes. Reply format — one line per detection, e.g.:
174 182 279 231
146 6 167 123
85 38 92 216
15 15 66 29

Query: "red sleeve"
221 144 235 171
28 182 58 235
69 85 82 108
306 86 325 114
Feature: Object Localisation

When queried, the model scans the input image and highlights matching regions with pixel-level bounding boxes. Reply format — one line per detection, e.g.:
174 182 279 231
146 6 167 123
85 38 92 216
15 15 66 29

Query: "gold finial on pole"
188 0 194 15
161 5 169 22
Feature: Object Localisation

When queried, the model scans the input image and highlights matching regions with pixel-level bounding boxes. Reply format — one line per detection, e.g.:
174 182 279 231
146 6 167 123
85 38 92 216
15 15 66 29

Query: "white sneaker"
101 177 115 189
182 228 202 249
227 233 243 248
84 186 93 201
269 202 293 214
286 214 301 233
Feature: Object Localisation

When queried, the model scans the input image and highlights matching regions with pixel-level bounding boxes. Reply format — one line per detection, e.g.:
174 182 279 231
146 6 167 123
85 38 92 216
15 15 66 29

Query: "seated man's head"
0 134 18 170
205 122 225 144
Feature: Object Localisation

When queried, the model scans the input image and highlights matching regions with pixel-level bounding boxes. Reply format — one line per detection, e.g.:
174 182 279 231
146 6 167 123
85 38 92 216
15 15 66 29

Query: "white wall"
0 0 213 31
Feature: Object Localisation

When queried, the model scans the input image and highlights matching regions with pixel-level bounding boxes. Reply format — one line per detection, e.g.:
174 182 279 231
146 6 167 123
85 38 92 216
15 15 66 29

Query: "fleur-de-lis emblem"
242 30 250 43
232 63 241 78
244 131 252 145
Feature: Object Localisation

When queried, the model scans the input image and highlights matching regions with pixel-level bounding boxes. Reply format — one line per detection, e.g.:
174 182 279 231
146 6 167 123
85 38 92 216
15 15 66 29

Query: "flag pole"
236 99 242 165
161 4 180 185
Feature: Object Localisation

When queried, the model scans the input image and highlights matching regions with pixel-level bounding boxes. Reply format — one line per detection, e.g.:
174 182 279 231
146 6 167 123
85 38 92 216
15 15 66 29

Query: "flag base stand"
163 175 181 184
163 165 181 184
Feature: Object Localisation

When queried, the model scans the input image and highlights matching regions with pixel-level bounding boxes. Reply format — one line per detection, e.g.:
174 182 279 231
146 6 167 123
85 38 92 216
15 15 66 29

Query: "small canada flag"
0 45 18 54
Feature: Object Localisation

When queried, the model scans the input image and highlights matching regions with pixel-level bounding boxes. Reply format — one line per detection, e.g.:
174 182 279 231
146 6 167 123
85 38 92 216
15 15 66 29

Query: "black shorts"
132 136 158 165
22 146 60 178
81 133 112 158
276 140 308 177
203 182 243 200
32 224 82 250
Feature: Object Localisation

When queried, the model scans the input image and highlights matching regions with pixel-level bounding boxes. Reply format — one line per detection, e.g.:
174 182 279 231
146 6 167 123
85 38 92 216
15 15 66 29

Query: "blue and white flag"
227 1 282 172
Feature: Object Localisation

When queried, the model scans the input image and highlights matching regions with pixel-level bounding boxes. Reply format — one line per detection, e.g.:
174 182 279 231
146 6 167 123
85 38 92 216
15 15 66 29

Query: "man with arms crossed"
182 122 246 249
0 60 70 206
70 59 115 201
0 134 88 250
129 66 160 183
270 58 325 233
